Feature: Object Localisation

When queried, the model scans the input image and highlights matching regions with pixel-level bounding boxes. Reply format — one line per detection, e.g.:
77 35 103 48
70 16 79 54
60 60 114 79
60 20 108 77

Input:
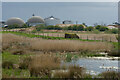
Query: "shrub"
2 61 14 69
77 25 84 31
19 57 32 69
53 65 87 78
93 29 100 34
108 49 119 57
86 26 94 31
99 71 120 79
66 53 72 62
67 25 84 31
11 49 26 55
22 24 29 28
31 30 37 33
69 65 86 78
52 65 89 78
65 33 79 39
7 24 21 29
29 54 60 77
36 24 45 31
95 25 108 31
111 29 118 34
99 26 109 31
45 25 62 30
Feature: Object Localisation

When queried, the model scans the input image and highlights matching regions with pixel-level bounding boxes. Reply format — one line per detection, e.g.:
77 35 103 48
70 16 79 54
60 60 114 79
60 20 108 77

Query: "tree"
111 29 118 34
22 24 28 28
77 25 84 31
7 24 20 29
95 25 101 30
82 23 87 27
86 26 94 31
99 26 108 31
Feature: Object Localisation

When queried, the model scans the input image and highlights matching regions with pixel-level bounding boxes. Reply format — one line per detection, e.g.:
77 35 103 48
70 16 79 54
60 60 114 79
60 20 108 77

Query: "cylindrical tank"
6 17 25 26
27 16 45 26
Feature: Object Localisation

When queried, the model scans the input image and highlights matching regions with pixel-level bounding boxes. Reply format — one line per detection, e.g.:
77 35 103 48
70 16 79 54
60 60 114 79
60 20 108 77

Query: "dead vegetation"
2 33 113 53
28 54 60 77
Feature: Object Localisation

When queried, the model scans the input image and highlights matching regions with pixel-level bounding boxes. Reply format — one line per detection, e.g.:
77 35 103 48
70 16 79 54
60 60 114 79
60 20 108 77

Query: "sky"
1 0 119 2
2 2 118 26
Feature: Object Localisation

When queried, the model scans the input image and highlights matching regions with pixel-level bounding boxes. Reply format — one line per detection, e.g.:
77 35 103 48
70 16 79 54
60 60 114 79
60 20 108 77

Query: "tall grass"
99 71 120 79
28 54 60 77
2 33 113 53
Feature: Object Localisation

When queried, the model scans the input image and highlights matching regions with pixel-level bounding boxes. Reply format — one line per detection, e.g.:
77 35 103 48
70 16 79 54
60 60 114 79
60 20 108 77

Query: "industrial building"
5 17 25 26
0 21 5 27
44 16 61 26
27 16 45 26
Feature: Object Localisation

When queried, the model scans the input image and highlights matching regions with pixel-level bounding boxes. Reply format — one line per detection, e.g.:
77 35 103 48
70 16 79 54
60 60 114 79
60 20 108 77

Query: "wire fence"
2 29 118 42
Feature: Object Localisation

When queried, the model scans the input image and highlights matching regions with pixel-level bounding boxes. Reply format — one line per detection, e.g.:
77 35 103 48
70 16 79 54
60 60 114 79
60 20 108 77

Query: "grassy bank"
2 31 106 42
2 52 119 79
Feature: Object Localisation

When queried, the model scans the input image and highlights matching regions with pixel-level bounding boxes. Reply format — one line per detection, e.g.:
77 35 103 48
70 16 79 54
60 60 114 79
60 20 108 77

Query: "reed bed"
2 33 113 53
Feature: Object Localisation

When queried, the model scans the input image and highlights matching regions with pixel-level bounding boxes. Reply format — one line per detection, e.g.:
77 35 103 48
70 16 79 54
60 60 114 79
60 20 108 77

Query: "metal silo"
27 16 45 26
44 16 61 26
6 17 25 26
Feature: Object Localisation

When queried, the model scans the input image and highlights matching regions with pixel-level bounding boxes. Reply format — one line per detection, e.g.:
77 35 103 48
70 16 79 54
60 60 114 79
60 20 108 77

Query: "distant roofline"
44 16 60 20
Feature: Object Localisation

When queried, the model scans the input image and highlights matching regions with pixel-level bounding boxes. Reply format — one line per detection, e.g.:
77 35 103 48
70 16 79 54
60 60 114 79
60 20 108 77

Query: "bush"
52 65 90 78
45 25 62 30
86 26 94 31
77 25 84 31
22 24 29 28
19 57 32 69
95 25 108 31
108 49 119 57
2 61 14 69
99 71 120 79
31 30 37 33
111 29 118 34
65 33 79 39
69 65 86 78
7 24 21 29
99 26 109 31
11 49 26 55
66 53 72 62
67 25 84 31
29 54 60 77
93 29 100 34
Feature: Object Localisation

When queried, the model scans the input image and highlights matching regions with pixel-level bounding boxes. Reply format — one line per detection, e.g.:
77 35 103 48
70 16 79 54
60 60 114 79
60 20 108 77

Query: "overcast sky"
1 0 119 2
2 2 118 26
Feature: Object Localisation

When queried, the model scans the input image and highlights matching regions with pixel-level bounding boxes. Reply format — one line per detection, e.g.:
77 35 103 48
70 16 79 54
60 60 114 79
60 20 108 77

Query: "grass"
29 54 60 77
2 52 119 78
2 52 32 78
2 31 111 42
52 65 92 78
1 31 119 78
2 33 113 53
99 71 120 79
2 69 30 78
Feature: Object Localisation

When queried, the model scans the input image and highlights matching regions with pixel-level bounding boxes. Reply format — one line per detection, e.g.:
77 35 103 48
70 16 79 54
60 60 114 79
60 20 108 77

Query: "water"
62 58 119 75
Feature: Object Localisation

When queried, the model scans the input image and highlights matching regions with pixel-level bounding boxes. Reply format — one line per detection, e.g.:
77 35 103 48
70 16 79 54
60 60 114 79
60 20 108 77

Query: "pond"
61 58 119 75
